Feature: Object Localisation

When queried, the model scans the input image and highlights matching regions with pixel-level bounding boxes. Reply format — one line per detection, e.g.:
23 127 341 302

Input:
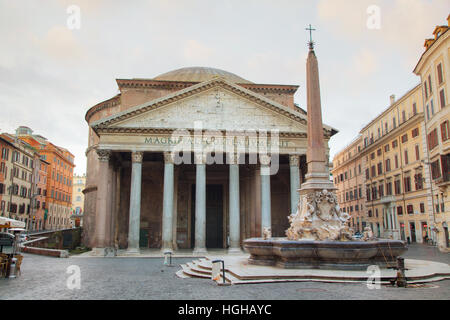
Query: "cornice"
360 112 425 155
95 127 308 138
414 28 449 75
85 94 121 123
91 78 333 134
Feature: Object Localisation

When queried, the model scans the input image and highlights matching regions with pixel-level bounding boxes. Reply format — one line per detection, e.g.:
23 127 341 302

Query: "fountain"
243 36 407 271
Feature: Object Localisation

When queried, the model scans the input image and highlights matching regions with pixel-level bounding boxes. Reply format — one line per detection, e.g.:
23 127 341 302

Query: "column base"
125 247 141 256
90 247 117 257
193 247 208 256
227 247 244 255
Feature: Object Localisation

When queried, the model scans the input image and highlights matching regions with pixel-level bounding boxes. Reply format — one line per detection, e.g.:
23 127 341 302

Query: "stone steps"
179 258 234 285
177 257 450 286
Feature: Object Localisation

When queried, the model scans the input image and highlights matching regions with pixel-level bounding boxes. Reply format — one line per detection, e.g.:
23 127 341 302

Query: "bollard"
8 257 17 279
164 251 173 267
396 257 407 288
212 260 230 286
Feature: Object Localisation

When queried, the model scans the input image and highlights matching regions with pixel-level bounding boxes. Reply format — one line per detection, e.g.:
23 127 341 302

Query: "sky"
0 0 449 175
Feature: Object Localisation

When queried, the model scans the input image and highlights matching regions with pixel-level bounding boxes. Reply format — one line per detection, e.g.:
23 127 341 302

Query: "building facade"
15 126 75 231
84 67 337 254
0 134 35 230
71 174 86 227
413 16 450 251
331 136 366 234
333 16 449 252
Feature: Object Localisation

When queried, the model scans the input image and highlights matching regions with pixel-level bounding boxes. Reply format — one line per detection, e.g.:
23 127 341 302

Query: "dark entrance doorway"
190 184 224 249
409 222 416 243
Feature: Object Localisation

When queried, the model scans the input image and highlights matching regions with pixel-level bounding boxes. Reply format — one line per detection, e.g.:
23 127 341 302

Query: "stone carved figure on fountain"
286 189 354 241
262 228 272 240
362 226 375 241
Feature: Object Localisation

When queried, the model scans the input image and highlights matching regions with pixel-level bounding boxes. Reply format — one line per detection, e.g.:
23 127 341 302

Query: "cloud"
183 39 215 62
33 26 86 62
353 49 378 76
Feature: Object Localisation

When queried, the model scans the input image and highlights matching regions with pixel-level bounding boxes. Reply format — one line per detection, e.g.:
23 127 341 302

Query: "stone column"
289 155 301 215
260 155 272 233
93 149 112 255
228 153 241 253
126 151 143 254
162 152 175 253
194 153 207 254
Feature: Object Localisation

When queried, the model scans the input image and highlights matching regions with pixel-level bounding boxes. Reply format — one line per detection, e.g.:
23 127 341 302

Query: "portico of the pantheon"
83 67 337 255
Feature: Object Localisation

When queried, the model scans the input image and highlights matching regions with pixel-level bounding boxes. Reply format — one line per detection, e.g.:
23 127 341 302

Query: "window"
415 145 420 161
437 63 443 84
428 75 433 94
385 159 391 172
412 103 417 115
378 184 384 197
440 89 446 109
401 134 408 143
371 166 376 177
412 128 419 138
402 110 406 123
414 173 423 190
426 104 430 120
365 169 370 180
385 144 390 152
394 155 399 169
371 153 375 160
424 81 429 100
394 180 401 195
404 176 411 192
377 163 383 175
397 206 403 216
420 203 425 213
428 129 439 150
377 149 382 156
392 140 398 148
404 150 409 165
386 182 392 195
441 120 449 141
407 204 414 215
430 159 441 179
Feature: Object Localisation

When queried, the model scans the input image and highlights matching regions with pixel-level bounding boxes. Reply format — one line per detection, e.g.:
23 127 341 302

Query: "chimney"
390 94 396 105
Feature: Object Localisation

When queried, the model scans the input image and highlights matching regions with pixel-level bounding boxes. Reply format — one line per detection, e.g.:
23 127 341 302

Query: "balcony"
379 196 396 205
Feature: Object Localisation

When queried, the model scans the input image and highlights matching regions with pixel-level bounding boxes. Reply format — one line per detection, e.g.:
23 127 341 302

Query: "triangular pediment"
91 77 335 136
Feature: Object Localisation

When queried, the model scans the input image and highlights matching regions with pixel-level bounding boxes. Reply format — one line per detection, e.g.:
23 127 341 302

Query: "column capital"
96 149 111 162
289 154 300 167
163 152 175 164
259 154 272 167
131 151 144 163
194 152 207 165
228 153 240 165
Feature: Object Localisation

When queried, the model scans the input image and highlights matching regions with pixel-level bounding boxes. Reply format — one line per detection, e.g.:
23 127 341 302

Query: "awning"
0 217 26 229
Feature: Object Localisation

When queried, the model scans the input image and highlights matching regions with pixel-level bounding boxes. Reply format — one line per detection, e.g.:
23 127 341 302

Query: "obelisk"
285 28 351 242
300 35 335 193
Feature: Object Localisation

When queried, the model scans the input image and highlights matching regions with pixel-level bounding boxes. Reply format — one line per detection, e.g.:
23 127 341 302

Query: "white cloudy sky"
0 0 448 175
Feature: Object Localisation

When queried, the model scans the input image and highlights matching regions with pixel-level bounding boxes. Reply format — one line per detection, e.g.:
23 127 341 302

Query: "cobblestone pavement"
0 244 449 300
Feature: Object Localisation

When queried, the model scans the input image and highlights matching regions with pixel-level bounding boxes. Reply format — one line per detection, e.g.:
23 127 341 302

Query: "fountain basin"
244 238 408 270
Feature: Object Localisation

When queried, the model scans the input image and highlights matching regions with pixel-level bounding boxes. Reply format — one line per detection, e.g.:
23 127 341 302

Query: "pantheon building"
83 67 337 255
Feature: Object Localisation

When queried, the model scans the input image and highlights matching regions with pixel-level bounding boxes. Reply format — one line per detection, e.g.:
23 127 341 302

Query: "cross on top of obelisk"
306 24 316 49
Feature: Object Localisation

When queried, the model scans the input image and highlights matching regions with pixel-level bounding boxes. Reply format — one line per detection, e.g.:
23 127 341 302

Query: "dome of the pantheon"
153 66 253 84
